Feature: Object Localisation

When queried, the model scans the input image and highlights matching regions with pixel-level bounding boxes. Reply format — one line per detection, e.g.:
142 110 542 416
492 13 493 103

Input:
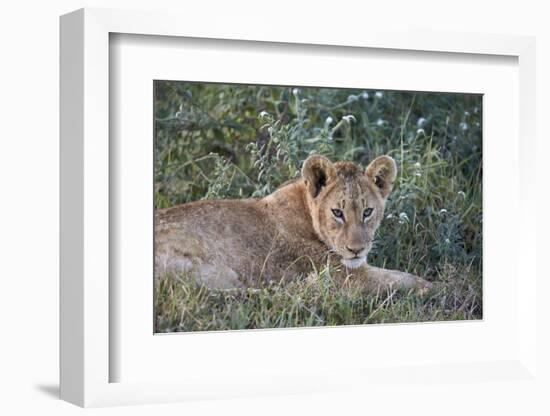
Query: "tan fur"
155 155 431 292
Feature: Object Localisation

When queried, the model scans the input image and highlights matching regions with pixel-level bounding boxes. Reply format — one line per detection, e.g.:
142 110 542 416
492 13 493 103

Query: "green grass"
155 262 481 333
154 82 483 332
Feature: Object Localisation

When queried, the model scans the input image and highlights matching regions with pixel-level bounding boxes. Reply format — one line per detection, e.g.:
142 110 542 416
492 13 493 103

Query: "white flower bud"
417 117 427 127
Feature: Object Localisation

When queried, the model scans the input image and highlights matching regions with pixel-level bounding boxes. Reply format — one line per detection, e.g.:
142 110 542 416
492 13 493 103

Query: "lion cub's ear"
365 156 397 198
301 155 336 198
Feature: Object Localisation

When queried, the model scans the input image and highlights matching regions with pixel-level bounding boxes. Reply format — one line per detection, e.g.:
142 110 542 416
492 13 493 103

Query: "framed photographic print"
60 7 540 408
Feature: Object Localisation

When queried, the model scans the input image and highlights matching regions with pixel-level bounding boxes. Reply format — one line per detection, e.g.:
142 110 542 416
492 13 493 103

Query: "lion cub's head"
301 154 397 269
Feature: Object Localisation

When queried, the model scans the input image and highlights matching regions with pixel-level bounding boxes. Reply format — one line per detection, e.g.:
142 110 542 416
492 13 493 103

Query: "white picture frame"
60 7 539 408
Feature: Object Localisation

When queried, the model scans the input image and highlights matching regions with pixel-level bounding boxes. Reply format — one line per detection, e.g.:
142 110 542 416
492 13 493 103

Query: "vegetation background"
154 81 483 332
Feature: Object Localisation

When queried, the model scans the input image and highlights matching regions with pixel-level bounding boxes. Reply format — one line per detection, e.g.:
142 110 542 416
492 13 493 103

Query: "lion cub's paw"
410 275 433 296
394 271 433 295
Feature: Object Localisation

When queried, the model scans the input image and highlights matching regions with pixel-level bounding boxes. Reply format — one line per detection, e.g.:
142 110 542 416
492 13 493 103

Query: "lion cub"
155 155 430 292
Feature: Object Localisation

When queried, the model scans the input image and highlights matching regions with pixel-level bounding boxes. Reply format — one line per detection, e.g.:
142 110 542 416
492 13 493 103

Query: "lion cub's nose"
346 245 363 256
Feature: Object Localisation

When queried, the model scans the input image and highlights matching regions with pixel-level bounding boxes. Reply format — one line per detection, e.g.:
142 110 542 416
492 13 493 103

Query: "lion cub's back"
155 198 265 236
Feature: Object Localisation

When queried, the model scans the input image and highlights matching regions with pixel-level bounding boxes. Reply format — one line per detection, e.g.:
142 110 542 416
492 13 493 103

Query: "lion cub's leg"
195 263 245 289
365 265 432 293
156 254 244 289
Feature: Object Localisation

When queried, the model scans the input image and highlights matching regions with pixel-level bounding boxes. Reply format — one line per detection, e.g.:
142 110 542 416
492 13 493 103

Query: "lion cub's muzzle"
341 256 367 269
340 241 372 269
345 244 365 256
343 240 371 258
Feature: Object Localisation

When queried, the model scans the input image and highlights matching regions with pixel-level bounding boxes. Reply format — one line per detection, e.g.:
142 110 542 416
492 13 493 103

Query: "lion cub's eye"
331 208 345 223
363 208 374 222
